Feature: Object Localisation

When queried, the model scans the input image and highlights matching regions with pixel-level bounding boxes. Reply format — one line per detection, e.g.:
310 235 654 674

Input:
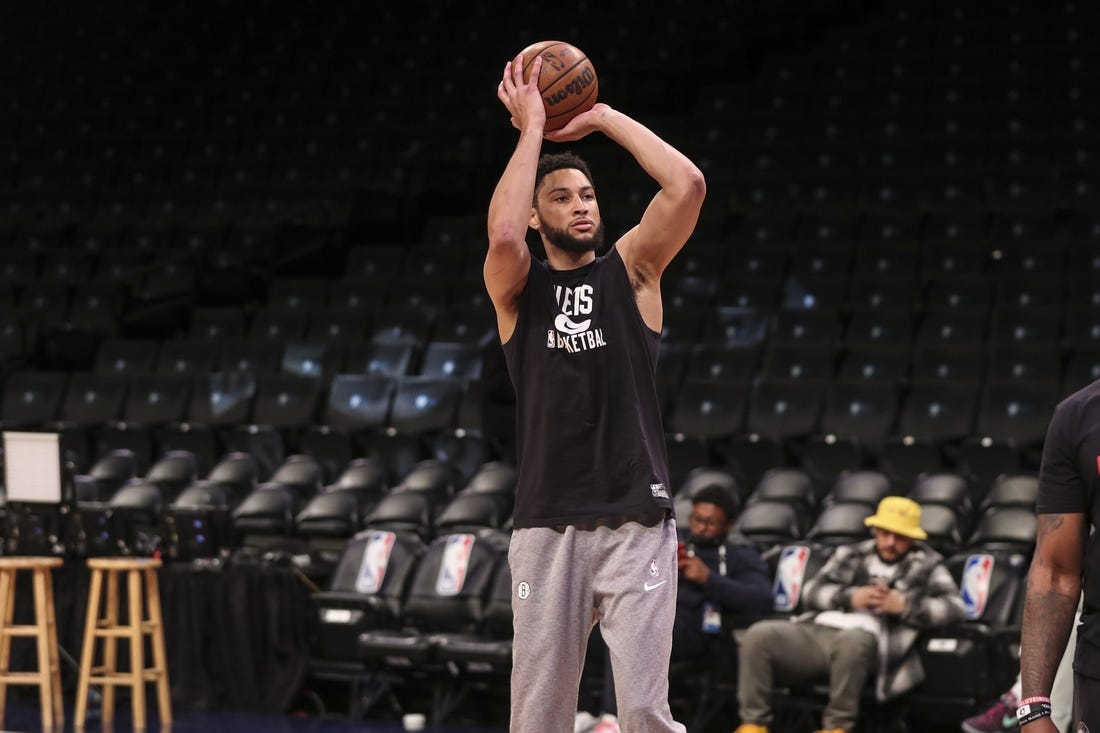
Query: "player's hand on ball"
545 102 609 142
498 54 546 132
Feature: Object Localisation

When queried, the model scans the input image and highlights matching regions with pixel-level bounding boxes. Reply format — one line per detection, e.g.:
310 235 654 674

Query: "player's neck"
545 247 596 272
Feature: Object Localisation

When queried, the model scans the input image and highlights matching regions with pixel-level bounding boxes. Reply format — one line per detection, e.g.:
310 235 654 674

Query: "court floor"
0 702 507 733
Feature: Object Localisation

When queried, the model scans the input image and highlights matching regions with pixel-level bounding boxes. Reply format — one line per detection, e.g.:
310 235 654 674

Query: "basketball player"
486 52 706 732
1019 378 1100 732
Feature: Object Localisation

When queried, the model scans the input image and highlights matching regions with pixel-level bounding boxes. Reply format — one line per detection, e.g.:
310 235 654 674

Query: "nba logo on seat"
773 545 810 612
961 553 995 620
356 531 396 594
436 533 476 596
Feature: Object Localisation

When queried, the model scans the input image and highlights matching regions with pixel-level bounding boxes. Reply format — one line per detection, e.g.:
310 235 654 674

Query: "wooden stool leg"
75 568 104 729
102 569 120 722
128 569 146 731
145 568 171 724
43 568 63 729
32 569 54 731
0 568 13 726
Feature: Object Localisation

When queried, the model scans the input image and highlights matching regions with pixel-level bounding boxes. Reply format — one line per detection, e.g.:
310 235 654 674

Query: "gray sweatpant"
508 519 686 733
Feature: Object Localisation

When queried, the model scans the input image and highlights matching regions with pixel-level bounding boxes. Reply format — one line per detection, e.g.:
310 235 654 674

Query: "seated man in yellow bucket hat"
733 496 967 733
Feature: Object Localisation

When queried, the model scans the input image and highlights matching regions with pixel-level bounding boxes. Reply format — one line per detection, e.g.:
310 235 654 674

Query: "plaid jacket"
799 538 967 700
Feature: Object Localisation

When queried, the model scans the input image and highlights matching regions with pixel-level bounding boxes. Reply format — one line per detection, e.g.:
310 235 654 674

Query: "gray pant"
508 520 685 733
738 619 878 732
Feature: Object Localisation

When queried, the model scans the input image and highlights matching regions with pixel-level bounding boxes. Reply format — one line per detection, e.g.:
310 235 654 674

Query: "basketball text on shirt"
547 283 607 353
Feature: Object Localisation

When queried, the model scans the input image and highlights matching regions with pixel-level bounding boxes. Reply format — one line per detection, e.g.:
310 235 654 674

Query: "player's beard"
539 217 604 254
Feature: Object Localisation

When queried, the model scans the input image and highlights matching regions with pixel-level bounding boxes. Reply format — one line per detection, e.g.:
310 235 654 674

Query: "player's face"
873 527 913 562
532 168 603 254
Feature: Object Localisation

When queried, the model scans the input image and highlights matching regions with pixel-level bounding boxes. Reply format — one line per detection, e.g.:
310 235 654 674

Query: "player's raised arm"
549 105 706 281
485 54 544 342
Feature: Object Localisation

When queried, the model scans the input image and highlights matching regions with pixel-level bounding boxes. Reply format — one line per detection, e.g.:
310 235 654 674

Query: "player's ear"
529 208 539 230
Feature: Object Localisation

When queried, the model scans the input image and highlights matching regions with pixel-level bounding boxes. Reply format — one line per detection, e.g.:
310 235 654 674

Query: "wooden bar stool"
0 556 64 732
75 557 171 731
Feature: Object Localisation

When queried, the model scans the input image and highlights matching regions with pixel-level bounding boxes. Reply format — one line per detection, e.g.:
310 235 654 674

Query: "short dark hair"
692 485 740 521
533 152 595 205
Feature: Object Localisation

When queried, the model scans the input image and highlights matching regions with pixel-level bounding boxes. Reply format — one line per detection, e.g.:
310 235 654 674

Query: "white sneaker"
592 713 621 733
574 710 599 733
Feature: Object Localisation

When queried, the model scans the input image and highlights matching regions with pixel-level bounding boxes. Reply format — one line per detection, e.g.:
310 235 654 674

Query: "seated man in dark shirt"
671 485 775 660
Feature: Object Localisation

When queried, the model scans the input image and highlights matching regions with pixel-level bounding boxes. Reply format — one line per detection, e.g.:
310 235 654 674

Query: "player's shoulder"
1060 377 1100 405
1053 378 1100 422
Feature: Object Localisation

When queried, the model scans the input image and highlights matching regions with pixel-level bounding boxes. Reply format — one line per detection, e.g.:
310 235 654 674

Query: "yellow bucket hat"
863 496 927 540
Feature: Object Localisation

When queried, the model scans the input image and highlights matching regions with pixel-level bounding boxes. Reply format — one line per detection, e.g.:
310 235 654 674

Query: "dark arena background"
0 0 1093 731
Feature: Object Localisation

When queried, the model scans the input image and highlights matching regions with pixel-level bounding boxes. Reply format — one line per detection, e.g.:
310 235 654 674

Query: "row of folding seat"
0 297 495 369
0 256 479 296
702 76 1099 113
311 525 514 723
706 232 1095 271
706 146 1100 184
661 303 1100 352
11 172 1091 243
668 373 1054 437
0 354 1058 491
7 353 1058 448
11 222 1100 292
0 368 500 477
187 301 491 343
10 136 1100 215
671 238 1094 280
7 447 516 572
15 430 1034 577
5 143 1099 239
7 152 425 192
662 342 1100 393
92 338 488 379
720 209 1100 248
665 377 1054 489
0 219 263 255
670 271 1100 305
305 470 1031 726
0 177 481 240
725 467 1037 556
14 113 1100 178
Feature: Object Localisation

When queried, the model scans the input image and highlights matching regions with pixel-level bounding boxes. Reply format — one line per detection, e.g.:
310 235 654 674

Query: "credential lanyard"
687 542 727 576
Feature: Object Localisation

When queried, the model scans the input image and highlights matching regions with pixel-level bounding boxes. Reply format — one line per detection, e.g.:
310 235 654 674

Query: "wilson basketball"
519 40 599 132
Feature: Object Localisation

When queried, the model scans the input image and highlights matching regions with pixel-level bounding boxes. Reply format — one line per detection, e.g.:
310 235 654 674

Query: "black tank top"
501 246 673 528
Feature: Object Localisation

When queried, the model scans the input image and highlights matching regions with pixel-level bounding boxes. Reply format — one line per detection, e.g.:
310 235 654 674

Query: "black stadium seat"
910 548 1029 725
358 530 505 700
1 371 68 429
308 528 427 715
734 500 806 553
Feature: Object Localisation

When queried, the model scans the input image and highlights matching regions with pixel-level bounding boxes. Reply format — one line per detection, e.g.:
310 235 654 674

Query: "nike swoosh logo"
643 580 668 591
554 313 591 335
1002 715 1017 728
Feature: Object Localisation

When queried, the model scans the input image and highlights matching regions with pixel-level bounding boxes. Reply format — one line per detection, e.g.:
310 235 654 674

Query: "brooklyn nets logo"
547 283 607 353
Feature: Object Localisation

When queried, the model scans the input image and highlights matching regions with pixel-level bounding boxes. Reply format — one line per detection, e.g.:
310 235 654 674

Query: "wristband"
1016 701 1053 726
1019 696 1051 706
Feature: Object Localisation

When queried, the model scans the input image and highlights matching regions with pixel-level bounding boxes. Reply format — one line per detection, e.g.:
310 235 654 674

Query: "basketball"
519 40 599 132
